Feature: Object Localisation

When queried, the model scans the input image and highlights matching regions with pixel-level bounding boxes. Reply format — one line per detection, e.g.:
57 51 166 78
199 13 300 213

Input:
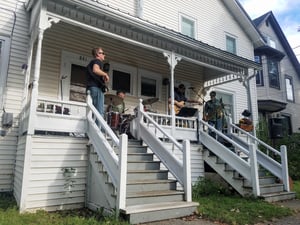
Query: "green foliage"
192 177 232 199
256 119 300 180
294 180 300 199
0 193 130 225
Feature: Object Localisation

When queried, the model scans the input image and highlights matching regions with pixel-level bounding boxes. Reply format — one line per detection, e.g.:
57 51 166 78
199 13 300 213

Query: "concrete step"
261 191 297 202
121 201 199 224
127 179 177 193
126 190 184 206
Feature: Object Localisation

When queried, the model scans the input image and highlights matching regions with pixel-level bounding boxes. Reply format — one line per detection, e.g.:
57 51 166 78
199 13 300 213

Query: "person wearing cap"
203 91 224 134
168 84 201 115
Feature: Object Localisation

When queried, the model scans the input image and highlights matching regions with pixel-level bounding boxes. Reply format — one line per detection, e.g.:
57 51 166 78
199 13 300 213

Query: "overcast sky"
239 0 300 62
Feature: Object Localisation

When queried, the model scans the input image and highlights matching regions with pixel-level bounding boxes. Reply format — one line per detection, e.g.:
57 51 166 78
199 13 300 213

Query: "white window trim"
108 61 137 96
138 69 162 100
60 50 92 100
285 75 294 102
225 33 237 54
0 36 11 109
179 13 197 39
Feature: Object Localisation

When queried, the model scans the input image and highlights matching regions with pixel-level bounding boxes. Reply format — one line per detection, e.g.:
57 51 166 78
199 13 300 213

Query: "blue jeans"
88 86 104 117
208 118 223 139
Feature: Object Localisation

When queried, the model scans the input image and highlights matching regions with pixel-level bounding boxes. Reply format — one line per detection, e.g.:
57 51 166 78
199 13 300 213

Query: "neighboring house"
0 0 295 224
253 11 300 137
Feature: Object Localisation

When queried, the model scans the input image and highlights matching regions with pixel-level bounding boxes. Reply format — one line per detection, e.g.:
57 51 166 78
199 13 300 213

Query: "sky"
239 0 300 62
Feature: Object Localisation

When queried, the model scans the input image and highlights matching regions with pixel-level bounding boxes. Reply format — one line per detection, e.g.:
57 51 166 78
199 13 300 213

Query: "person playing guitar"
168 84 202 116
203 91 224 137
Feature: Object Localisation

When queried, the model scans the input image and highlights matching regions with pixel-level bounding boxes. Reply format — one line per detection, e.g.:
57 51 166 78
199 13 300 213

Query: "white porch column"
163 51 181 136
27 28 44 134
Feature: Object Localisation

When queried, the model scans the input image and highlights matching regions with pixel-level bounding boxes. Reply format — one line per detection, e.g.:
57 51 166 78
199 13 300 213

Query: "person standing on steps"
86 47 109 117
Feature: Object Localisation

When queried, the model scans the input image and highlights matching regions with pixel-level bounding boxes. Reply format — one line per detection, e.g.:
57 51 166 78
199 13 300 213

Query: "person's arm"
93 64 109 82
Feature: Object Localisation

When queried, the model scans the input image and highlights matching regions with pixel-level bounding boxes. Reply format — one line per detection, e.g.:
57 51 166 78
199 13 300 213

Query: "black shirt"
86 59 105 88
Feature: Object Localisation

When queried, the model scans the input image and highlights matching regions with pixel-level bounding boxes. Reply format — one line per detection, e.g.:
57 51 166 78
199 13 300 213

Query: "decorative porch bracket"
163 51 181 136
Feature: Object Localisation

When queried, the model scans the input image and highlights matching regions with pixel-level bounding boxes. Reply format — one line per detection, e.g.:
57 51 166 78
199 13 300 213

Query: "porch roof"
25 0 262 78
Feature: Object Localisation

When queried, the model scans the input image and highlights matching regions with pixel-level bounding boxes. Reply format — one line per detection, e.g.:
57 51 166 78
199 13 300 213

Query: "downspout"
163 51 181 136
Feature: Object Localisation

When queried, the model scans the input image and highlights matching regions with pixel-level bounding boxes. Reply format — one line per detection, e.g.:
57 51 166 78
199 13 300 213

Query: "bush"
192 177 232 200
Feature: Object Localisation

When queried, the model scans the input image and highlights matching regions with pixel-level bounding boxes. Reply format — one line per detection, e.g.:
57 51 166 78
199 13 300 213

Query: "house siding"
0 0 29 192
256 17 300 132
19 136 88 212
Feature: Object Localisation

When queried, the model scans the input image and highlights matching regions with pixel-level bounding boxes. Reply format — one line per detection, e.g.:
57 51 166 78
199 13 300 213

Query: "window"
265 35 276 48
215 91 234 122
0 36 10 109
285 75 294 102
226 35 236 54
179 14 196 39
255 55 264 86
281 114 292 135
138 69 161 99
267 59 280 88
60 51 92 101
109 62 136 96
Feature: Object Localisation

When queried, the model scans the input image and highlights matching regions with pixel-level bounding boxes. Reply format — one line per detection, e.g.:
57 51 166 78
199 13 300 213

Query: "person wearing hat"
168 84 202 115
239 109 253 132
203 91 224 135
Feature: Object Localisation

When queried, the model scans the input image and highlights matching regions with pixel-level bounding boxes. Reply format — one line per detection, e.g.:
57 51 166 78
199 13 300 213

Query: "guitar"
169 101 185 115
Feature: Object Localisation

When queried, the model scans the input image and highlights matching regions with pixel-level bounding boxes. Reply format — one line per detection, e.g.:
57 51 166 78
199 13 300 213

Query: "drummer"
107 90 126 113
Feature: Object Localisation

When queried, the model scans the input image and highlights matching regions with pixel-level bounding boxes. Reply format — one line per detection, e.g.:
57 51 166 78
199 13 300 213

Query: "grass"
0 193 130 225
0 179 298 225
192 178 294 225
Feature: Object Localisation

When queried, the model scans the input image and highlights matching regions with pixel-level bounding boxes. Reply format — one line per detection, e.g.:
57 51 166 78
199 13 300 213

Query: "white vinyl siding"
19 136 88 212
0 0 29 192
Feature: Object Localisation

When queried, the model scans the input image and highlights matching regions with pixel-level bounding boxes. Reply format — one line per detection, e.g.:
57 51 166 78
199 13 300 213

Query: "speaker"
269 118 283 139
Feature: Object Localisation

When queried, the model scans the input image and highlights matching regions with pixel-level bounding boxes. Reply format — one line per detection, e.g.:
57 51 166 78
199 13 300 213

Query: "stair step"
127 161 160 170
127 153 154 161
126 190 184 206
127 170 169 181
261 191 296 202
127 179 177 193
121 201 199 224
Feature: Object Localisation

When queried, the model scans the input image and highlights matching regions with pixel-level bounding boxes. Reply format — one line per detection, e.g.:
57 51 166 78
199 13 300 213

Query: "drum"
106 112 120 129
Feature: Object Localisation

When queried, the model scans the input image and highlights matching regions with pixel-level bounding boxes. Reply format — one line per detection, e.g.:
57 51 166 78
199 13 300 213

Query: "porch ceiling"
26 0 261 80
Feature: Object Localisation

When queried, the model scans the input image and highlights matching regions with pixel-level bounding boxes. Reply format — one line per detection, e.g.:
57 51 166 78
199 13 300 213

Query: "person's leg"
89 86 104 117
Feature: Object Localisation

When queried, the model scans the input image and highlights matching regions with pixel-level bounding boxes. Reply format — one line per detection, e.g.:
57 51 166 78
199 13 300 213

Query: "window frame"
225 34 237 54
60 50 92 101
108 61 137 96
285 75 294 102
255 55 264 86
0 36 11 109
138 69 162 100
267 58 280 89
179 13 197 39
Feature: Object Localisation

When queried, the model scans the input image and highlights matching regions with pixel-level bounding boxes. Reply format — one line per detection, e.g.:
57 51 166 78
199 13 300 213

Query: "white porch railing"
227 121 290 192
85 92 128 211
135 100 192 202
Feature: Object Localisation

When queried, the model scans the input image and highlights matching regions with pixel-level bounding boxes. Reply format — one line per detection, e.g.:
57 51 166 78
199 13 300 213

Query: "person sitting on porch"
168 84 201 116
106 90 126 113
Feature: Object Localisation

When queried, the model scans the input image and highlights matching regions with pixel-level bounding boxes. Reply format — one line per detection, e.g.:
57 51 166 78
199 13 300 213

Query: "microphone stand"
189 88 205 103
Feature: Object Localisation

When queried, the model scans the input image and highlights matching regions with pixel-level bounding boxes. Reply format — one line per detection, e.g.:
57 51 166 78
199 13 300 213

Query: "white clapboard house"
0 0 295 224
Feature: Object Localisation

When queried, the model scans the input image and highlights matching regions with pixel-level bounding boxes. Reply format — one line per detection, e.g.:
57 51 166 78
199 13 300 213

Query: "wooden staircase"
203 147 296 202
89 139 198 224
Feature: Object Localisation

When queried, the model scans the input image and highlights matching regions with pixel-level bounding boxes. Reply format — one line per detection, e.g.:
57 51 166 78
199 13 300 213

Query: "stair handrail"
136 99 192 202
227 119 289 191
86 92 128 210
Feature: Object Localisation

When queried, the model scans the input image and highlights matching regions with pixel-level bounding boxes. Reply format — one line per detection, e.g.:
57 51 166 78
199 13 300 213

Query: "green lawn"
0 180 298 225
